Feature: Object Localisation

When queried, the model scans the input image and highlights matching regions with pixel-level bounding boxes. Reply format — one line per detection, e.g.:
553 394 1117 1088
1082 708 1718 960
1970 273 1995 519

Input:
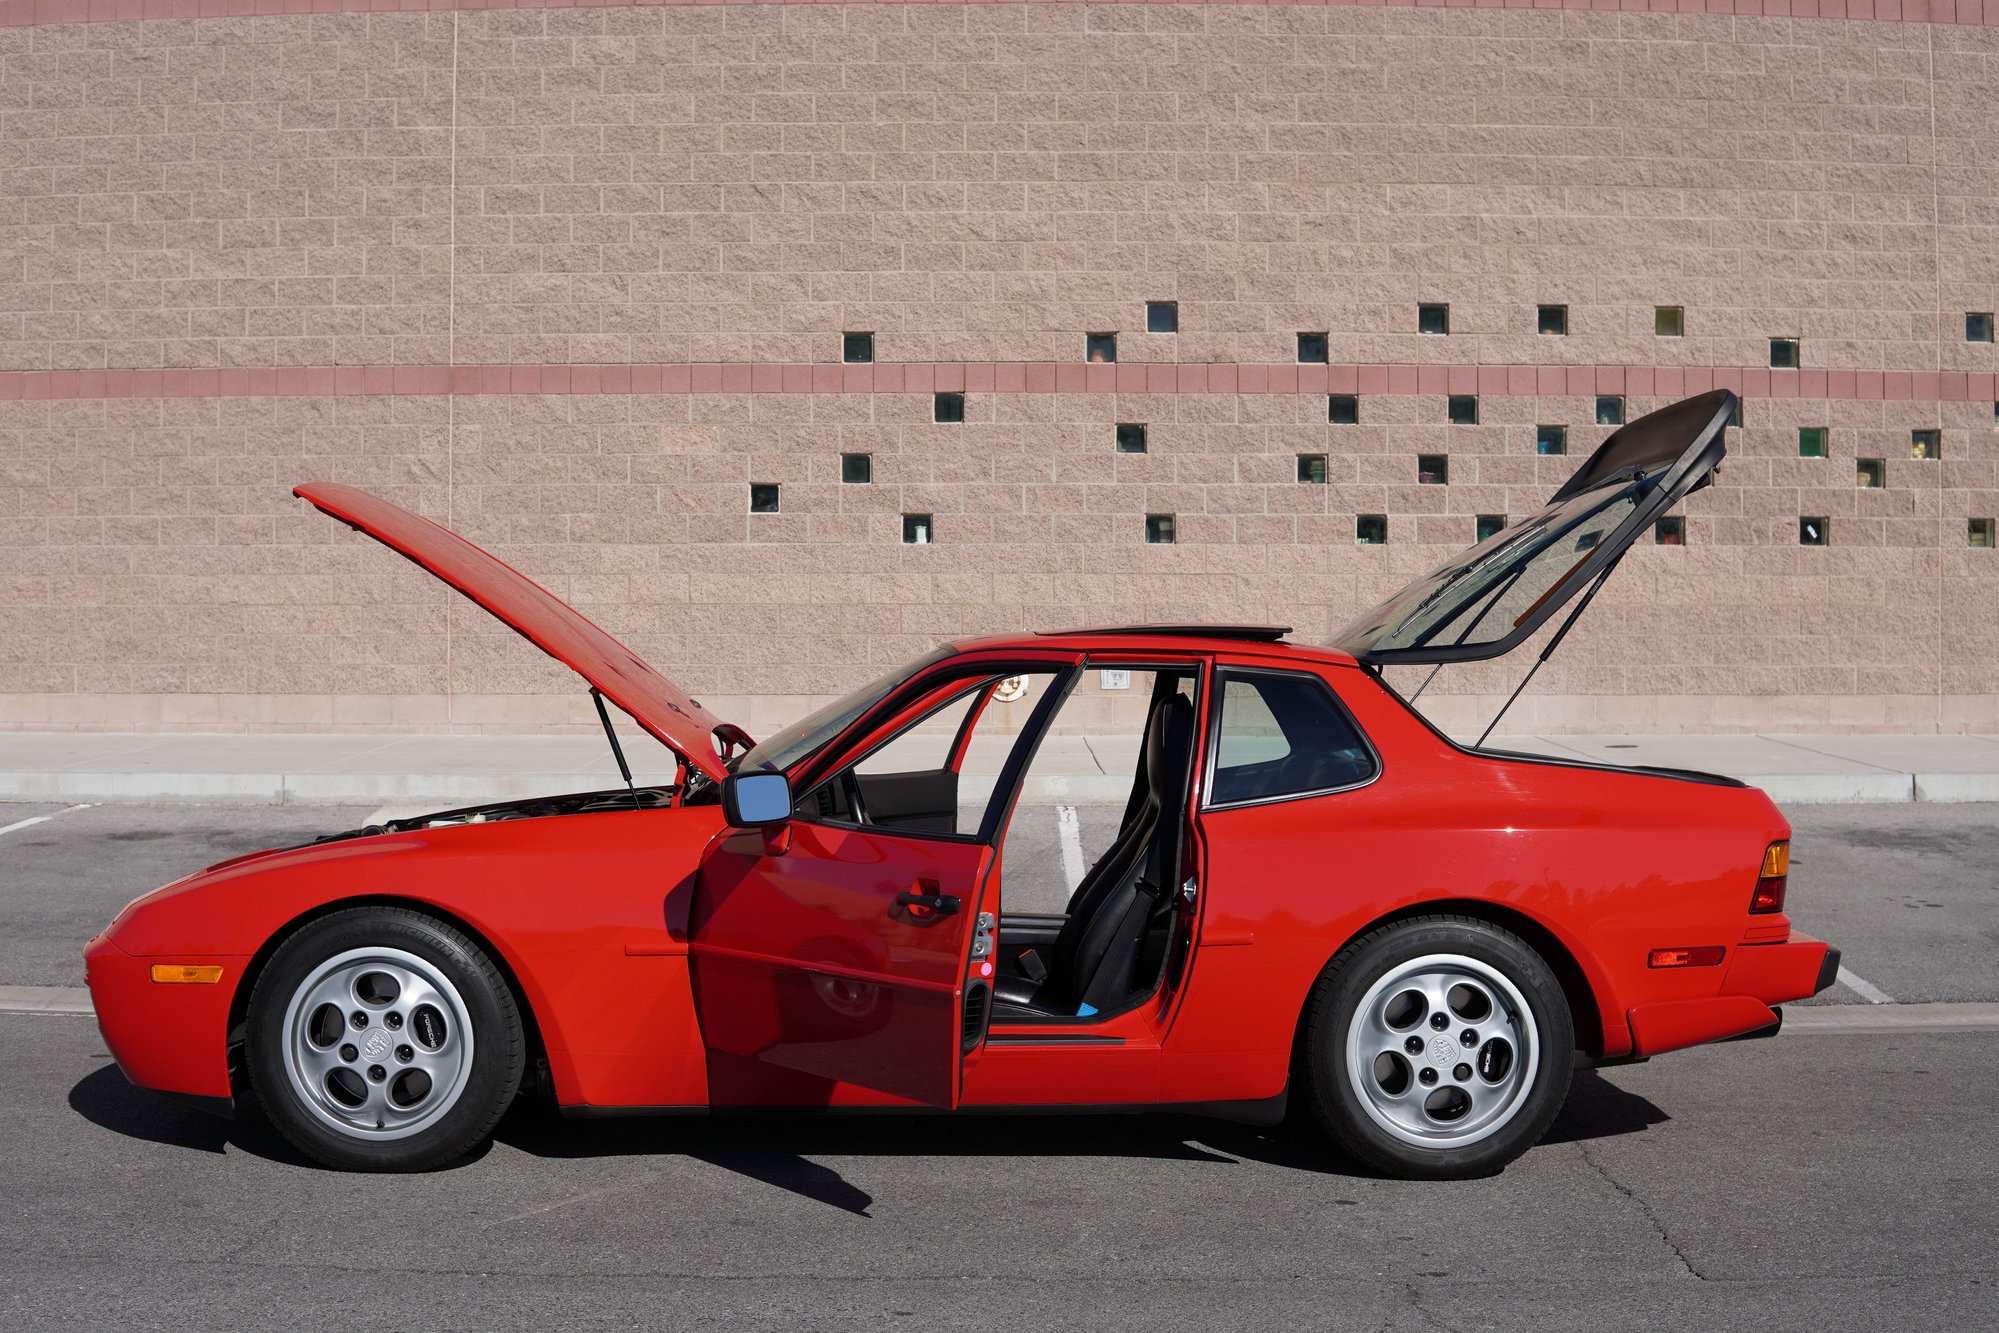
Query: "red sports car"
85 389 1837 1179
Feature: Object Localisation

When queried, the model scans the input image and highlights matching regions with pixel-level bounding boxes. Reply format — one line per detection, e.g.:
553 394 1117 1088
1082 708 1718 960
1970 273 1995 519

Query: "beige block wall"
1 7 1996 734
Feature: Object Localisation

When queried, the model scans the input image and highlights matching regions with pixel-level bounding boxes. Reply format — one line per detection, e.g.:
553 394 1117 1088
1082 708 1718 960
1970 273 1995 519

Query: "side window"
1208 672 1376 806
805 671 1058 839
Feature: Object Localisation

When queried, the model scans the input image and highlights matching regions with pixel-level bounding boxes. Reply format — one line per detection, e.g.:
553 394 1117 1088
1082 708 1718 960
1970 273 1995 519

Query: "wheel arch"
225 895 552 1102
1298 899 1610 1061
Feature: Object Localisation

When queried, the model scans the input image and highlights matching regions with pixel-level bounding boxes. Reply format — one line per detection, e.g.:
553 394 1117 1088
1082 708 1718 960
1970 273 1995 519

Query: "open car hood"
294 482 746 782
1331 390 1734 666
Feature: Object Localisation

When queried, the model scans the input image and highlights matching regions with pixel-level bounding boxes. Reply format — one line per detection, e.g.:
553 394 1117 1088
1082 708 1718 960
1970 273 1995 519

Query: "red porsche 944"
85 390 1838 1179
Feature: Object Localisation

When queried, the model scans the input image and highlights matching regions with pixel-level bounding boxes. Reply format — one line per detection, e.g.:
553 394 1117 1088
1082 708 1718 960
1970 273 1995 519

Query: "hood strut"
1474 551 1626 749
591 688 640 808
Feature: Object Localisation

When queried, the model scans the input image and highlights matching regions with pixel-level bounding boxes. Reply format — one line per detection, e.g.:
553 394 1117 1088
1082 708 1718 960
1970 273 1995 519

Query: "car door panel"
852 768 960 834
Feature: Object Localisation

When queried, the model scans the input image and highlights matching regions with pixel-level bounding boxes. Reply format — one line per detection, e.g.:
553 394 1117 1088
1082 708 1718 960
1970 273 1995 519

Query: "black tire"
1298 915 1573 1180
245 907 524 1172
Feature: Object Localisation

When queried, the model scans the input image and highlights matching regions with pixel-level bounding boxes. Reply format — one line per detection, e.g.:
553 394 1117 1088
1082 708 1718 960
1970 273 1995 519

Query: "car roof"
951 625 1361 667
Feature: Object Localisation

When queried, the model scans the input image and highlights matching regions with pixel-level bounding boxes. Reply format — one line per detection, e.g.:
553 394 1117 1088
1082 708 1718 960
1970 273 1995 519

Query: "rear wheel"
1299 915 1573 1179
245 907 524 1171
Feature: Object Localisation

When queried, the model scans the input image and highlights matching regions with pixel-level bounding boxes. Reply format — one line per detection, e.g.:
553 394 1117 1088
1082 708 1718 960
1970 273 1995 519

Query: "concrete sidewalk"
2 731 1997 807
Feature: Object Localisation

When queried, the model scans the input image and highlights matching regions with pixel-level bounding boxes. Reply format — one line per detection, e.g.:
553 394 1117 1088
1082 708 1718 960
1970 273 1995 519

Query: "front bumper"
84 933 243 1100
1625 932 1836 1059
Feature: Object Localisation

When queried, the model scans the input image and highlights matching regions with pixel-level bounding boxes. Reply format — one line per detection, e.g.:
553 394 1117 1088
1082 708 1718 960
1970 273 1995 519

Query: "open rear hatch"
1332 390 1733 667
294 482 748 782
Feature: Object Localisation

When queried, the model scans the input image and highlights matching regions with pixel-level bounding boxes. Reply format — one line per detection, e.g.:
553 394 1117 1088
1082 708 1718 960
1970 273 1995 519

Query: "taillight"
1750 841 1789 914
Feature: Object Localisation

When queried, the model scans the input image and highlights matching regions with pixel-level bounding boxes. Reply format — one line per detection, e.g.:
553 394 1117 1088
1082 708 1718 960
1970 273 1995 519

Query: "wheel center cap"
359 1027 393 1063
1428 1035 1458 1066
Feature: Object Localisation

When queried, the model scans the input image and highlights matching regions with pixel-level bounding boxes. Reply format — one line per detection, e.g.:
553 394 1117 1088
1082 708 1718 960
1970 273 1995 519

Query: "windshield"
1350 473 1660 657
737 646 951 775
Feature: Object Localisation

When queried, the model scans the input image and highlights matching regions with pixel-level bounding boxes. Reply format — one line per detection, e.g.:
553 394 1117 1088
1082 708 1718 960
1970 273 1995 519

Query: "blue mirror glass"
726 771 792 827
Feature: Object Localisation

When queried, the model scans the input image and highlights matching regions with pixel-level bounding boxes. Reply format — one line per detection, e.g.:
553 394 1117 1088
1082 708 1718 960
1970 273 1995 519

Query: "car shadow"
69 1065 1667 1211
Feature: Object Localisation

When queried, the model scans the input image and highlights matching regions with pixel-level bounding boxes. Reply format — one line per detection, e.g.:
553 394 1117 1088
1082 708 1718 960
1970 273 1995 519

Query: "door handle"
895 887 961 920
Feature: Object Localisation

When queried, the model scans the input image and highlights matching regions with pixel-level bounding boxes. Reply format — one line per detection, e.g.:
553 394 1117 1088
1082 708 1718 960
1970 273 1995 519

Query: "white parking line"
0 803 92 838
1837 966 1895 1005
1055 805 1086 892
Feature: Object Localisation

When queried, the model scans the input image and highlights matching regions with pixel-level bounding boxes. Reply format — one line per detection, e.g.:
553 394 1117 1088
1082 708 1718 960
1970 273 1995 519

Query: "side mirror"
722 771 792 829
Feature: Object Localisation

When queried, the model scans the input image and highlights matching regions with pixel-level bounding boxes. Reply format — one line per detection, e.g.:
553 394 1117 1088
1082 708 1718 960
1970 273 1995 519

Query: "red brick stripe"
2 364 1993 402
2 0 1996 26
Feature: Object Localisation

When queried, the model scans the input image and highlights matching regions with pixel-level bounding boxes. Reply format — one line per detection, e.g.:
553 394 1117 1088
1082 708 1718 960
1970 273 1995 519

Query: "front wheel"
245 907 524 1171
1299 915 1573 1180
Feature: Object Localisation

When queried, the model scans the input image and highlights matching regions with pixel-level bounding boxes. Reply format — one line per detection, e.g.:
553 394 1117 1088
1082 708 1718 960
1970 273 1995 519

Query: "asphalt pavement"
2 800 1996 1329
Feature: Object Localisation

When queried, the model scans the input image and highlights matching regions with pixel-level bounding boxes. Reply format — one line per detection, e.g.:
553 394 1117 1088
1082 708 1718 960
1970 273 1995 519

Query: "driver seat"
994 691 1195 1017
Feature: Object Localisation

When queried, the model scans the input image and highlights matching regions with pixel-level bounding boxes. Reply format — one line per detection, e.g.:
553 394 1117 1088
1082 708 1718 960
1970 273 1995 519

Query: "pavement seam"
1574 1140 1706 1282
1758 734 1905 775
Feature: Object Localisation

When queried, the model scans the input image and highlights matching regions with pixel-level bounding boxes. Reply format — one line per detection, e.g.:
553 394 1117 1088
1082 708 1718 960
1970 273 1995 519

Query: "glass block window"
1968 312 1994 343
902 514 933 545
749 484 780 513
1297 332 1329 363
841 453 872 484
1418 303 1450 335
1536 425 1567 456
1655 516 1685 545
1856 458 1885 489
1770 337 1800 369
1799 517 1828 546
1595 395 1625 426
1911 429 1941 459
1085 332 1117 363
1355 514 1387 545
1145 514 1175 545
1115 423 1148 454
1654 306 1684 337
1476 514 1506 542
1798 427 1828 458
933 392 965 423
1417 454 1449 484
1971 518 1995 548
1146 301 1178 334
842 332 874 364
1298 454 1328 484
1328 394 1359 424
1537 305 1568 336
1447 395 1478 425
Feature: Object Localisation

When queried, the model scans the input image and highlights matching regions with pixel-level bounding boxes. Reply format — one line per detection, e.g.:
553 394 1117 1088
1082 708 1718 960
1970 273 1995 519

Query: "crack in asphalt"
1575 1140 1706 1281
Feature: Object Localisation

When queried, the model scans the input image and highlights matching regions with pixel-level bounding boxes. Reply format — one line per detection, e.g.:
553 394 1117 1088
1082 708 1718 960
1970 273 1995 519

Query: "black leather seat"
995 691 1195 1017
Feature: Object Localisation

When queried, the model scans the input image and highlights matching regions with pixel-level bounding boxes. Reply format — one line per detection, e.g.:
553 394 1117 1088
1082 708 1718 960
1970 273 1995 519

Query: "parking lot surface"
2 800 1995 1329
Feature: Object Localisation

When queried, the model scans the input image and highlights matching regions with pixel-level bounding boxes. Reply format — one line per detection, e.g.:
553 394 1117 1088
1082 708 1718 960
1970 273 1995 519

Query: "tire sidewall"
246 909 521 1171
1305 917 1573 1180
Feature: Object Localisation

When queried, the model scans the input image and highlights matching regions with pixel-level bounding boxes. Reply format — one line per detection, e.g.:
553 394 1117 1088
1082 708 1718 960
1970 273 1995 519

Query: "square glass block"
1911 429 1940 460
1355 514 1387 545
842 331 874 363
1967 312 1994 343
1856 459 1885 489
1417 454 1449 484
1655 516 1685 545
1144 514 1175 544
1536 424 1567 455
1798 427 1828 458
902 514 933 544
1146 301 1178 333
1328 394 1359 424
1476 514 1506 542
1654 306 1684 337
841 453 871 484
1446 395 1478 425
1297 454 1328 484
1418 304 1450 335
748 484 780 513
1537 305 1568 336
1115 423 1148 454
1595 395 1625 426
933 392 964 423
1769 338 1800 369
1970 518 1996 548
1297 332 1329 363
1085 332 1117 363
1799 516 1828 546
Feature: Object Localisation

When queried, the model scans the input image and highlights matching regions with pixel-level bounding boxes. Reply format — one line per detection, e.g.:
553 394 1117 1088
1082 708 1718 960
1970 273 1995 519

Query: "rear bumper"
84 933 241 1100
1625 933 1835 1059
